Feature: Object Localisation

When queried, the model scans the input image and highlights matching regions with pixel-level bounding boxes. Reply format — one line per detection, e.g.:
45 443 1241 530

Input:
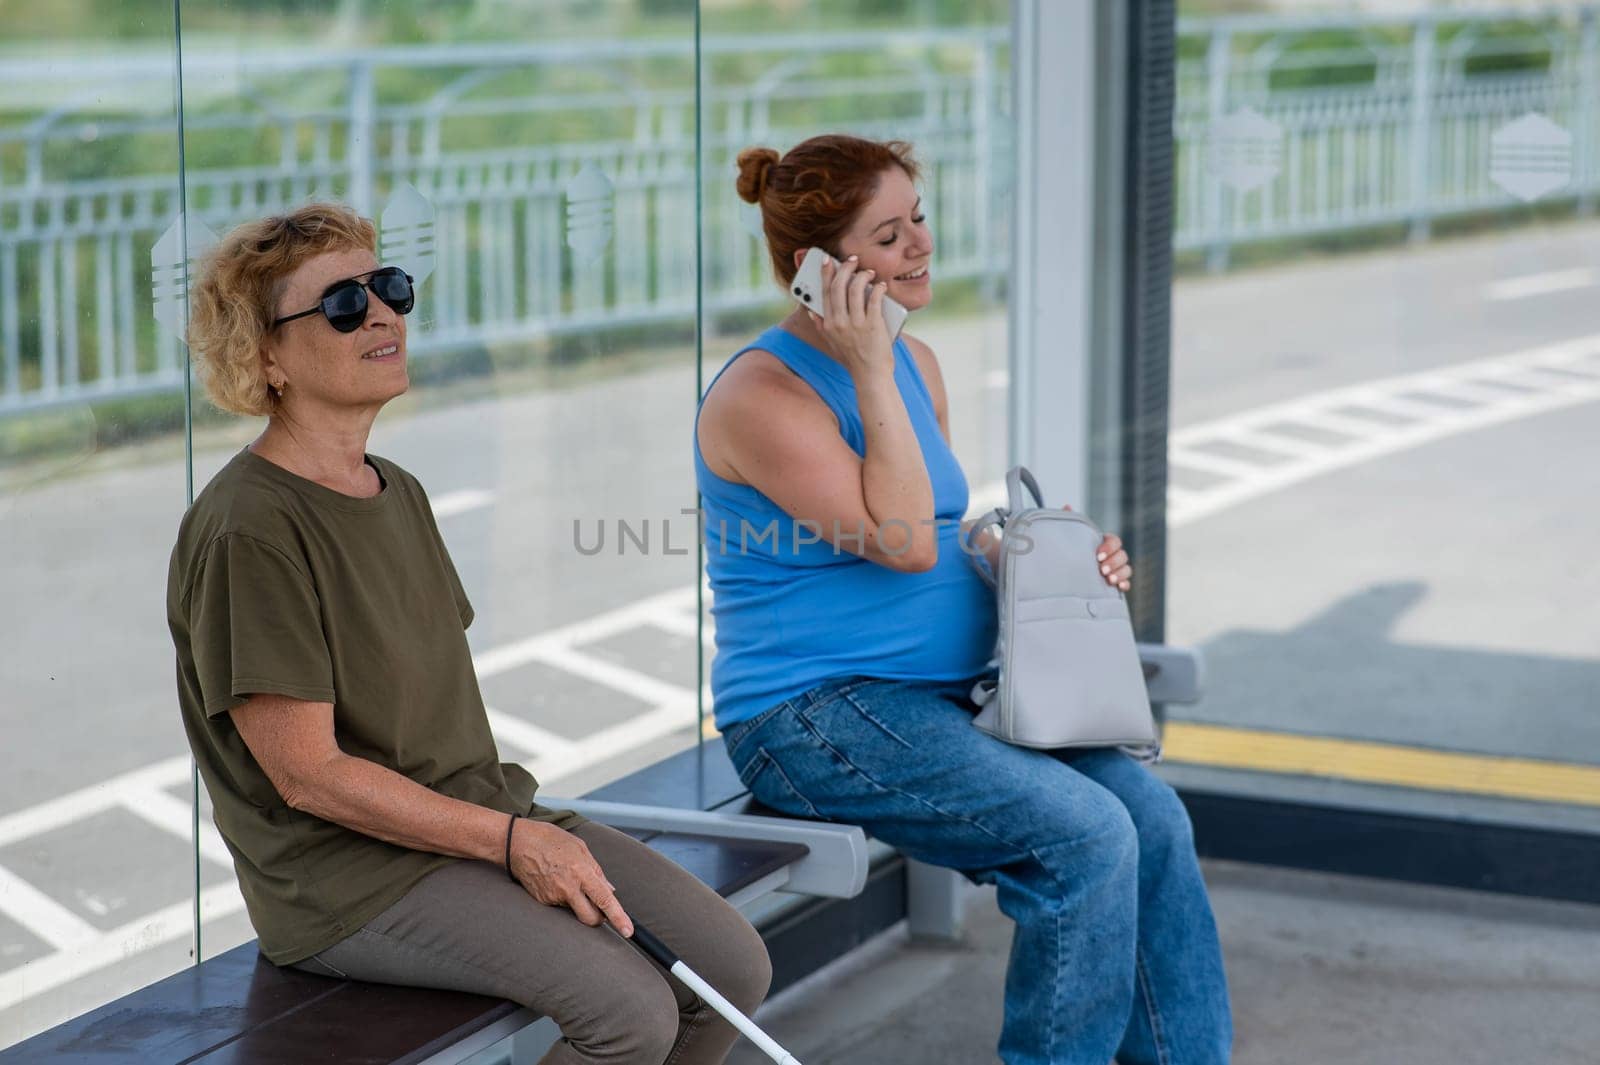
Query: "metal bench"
2 644 1201 1065
0 812 866 1065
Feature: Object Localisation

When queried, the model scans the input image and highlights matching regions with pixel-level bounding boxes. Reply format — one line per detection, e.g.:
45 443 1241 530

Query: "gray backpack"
966 467 1161 759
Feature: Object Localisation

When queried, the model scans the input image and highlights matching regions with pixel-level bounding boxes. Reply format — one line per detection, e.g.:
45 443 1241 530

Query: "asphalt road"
2 220 1598 1044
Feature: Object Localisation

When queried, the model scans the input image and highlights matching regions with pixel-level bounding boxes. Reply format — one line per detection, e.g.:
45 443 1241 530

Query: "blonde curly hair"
187 203 378 416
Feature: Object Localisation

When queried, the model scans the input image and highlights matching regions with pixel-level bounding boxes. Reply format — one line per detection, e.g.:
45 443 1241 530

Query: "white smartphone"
790 247 910 338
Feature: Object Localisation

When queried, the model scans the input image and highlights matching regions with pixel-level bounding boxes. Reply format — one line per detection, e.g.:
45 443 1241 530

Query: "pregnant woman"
694 134 1232 1065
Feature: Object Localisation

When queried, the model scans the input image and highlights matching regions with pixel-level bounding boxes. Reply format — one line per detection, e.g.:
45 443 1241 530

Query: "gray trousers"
289 822 773 1065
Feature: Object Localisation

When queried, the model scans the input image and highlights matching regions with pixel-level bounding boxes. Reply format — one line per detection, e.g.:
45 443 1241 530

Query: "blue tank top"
693 325 998 730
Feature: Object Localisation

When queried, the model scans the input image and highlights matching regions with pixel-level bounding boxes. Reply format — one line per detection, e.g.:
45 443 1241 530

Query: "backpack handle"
1005 466 1045 513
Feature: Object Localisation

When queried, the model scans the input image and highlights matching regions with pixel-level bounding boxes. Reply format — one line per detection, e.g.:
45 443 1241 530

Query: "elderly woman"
695 135 1232 1065
167 203 769 1065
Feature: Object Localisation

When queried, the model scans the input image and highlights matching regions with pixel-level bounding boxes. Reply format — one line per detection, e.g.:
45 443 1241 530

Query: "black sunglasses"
271 266 415 334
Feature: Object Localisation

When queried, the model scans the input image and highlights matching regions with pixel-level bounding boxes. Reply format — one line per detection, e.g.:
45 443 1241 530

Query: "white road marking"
642 608 704 641
433 489 494 519
1407 375 1523 405
0 756 190 849
546 700 701 785
1215 429 1329 460
485 707 581 778
0 884 246 1020
1287 408 1395 437
1554 360 1600 379
1336 389 1466 421
512 645 691 708
120 788 234 869
1494 365 1594 391
75 894 116 919
0 864 100 952
1484 268 1597 302
1168 333 1600 527
1167 486 1203 508
473 587 698 677
1170 448 1268 479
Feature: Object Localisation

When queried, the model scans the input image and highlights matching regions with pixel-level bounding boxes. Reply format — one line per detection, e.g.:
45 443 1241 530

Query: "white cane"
624 922 803 1065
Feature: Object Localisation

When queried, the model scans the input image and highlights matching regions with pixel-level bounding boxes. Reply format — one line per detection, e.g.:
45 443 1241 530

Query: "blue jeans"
720 675 1231 1065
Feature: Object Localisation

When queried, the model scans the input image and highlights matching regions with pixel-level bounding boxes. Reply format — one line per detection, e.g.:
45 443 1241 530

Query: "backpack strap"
970 675 998 709
963 507 1008 589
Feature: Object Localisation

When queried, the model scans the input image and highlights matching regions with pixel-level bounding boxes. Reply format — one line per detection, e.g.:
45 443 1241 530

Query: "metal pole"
348 60 377 214
1204 25 1232 273
1577 6 1599 215
1407 15 1435 243
1007 0 1098 504
973 41 995 301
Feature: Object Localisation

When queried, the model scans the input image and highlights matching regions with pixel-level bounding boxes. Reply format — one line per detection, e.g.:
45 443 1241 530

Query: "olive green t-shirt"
167 448 581 966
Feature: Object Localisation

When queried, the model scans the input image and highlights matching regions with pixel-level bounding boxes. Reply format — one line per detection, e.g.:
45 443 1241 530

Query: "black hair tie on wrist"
505 813 519 882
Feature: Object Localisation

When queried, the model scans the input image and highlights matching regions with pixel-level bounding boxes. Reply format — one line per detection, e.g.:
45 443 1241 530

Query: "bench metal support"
723 867 794 911
905 860 967 943
541 799 870 899
424 1008 542 1065
1138 643 1205 705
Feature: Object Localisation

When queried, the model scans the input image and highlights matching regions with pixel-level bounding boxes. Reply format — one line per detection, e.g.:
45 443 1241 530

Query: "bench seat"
0 832 805 1065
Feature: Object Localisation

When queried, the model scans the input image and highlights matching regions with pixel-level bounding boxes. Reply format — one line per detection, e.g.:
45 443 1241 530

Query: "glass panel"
694 1 1015 786
0 3 189 1046
1164 2 1600 827
173 0 701 965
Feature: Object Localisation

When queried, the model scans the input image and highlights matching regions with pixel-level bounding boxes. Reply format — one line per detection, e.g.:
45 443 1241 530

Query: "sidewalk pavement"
727 860 1600 1065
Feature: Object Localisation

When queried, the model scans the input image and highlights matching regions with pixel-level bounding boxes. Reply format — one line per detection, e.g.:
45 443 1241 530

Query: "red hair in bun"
735 134 920 287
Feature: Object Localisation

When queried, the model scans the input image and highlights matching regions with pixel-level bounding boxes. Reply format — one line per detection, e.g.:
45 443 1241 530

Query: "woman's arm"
702 262 939 572
704 363 938 572
229 694 633 934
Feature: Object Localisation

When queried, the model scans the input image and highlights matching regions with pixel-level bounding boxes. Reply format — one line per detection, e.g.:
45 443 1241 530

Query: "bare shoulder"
698 349 833 482
700 349 815 422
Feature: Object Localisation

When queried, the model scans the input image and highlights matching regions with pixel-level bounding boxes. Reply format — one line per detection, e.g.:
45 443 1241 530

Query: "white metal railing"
0 29 1011 415
1176 5 1600 268
3 9 1599 414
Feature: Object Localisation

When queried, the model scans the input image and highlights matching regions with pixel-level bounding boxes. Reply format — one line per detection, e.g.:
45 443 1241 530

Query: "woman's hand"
1097 532 1131 592
1060 504 1131 591
814 253 894 380
511 818 635 936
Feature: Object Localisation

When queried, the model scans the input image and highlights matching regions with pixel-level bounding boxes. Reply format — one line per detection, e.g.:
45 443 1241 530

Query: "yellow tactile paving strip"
1163 721 1600 807
701 716 1600 806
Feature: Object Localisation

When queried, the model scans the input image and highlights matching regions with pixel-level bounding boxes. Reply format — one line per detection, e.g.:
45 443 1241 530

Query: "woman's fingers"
513 822 632 933
1095 534 1128 588
866 279 887 319
825 253 857 313
847 268 876 325
565 886 604 928
581 870 634 937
